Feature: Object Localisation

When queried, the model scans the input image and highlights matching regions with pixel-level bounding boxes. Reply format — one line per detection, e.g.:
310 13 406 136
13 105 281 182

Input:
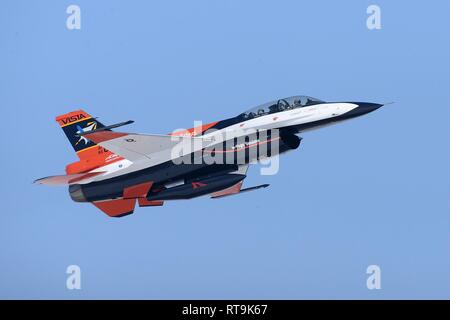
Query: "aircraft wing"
82 131 211 162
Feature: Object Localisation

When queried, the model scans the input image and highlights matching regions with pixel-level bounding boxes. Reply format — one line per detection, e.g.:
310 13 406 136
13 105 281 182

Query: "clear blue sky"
1 0 449 299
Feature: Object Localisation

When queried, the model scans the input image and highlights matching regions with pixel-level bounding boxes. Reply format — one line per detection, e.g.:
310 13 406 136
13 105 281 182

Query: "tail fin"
55 110 106 155
55 109 122 175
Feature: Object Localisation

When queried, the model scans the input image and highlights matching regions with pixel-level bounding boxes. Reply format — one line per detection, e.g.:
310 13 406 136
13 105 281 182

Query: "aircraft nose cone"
341 102 383 119
357 102 383 114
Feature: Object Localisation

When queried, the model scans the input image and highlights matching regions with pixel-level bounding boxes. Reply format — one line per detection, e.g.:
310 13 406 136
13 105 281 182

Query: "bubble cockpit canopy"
239 95 325 120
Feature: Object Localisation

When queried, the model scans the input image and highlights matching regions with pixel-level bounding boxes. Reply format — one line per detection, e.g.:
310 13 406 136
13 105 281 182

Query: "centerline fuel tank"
147 174 246 201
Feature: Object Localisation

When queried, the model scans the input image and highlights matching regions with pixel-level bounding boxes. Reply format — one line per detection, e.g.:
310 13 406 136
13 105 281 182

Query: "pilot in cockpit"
293 98 303 107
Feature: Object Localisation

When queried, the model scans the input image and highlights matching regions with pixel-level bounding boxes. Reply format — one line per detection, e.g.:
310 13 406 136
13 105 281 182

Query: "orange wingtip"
210 181 243 198
55 109 92 127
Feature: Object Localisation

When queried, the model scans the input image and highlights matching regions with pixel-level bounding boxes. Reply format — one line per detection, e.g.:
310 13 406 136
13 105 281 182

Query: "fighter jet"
35 95 383 217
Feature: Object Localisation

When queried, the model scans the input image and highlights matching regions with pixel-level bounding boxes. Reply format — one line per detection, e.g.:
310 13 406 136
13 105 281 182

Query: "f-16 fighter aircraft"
35 95 383 217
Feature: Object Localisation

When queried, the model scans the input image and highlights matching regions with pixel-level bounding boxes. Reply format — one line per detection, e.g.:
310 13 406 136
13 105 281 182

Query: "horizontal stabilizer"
34 171 105 186
211 183 269 199
92 198 136 217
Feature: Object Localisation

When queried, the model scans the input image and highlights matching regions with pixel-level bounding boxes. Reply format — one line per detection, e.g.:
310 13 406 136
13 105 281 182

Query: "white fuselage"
81 102 360 184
